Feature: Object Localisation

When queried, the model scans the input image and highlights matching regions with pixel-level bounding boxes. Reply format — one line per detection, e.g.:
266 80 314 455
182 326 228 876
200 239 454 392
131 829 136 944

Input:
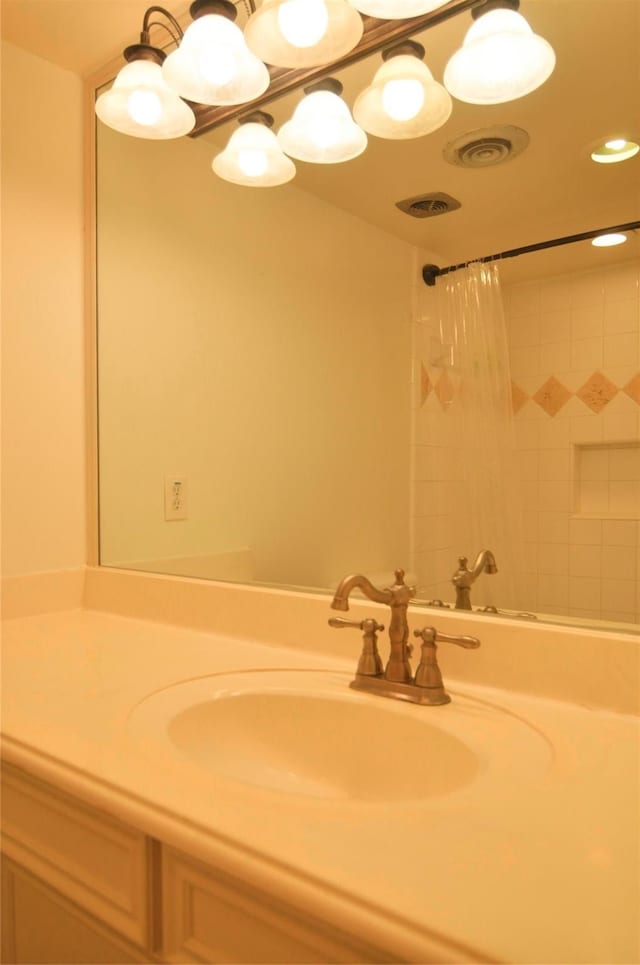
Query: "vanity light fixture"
277 78 367 164
244 0 363 69
591 233 628 248
353 41 452 140
94 8 196 139
443 0 556 105
212 111 296 185
162 0 270 105
95 0 560 179
591 138 640 164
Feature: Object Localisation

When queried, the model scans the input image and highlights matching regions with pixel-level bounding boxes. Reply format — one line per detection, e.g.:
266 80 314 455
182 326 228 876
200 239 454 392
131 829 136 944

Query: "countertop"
2 606 639 964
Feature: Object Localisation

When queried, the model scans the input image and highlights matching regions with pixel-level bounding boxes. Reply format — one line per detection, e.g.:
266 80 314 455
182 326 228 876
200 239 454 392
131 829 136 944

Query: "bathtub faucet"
452 549 498 610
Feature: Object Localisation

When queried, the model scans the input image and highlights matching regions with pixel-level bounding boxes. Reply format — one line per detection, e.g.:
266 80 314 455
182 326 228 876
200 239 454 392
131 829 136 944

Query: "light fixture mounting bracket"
472 0 519 18
190 0 238 20
304 77 344 97
239 110 275 127
124 43 166 64
382 40 426 61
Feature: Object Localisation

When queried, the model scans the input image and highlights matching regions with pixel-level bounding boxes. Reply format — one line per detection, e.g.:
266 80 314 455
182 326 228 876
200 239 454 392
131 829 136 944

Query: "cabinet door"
1 859 153 965
161 847 394 964
1 764 151 948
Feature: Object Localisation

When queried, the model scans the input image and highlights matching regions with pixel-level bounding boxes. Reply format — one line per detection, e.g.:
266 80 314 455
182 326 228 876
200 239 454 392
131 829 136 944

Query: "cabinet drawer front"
162 847 392 965
1 766 149 947
2 858 152 965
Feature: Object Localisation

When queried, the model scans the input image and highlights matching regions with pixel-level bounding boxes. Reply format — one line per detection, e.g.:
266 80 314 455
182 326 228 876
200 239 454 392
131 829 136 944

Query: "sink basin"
127 669 552 802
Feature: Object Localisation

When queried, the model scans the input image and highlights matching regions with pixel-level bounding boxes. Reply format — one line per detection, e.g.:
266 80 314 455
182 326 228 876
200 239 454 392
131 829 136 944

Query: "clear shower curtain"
435 262 525 611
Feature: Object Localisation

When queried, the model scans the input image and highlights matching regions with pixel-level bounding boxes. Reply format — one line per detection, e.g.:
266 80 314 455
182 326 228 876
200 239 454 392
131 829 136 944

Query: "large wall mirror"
95 0 640 631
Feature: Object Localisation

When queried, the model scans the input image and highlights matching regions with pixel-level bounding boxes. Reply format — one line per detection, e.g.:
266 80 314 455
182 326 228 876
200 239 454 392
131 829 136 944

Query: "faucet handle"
412 626 480 697
413 626 481 649
329 617 384 632
329 617 384 676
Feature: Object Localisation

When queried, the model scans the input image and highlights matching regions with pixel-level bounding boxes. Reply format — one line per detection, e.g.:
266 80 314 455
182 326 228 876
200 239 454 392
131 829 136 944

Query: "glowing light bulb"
310 116 341 149
592 233 627 248
127 89 163 126
199 47 236 86
381 78 425 121
277 0 329 48
238 148 269 177
591 139 639 163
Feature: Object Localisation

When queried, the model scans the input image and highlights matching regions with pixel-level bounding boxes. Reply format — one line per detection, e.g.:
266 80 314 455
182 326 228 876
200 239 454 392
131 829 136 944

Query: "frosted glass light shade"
354 54 452 139
278 88 367 163
443 8 555 105
213 122 296 186
95 59 196 139
348 0 445 18
162 14 270 105
245 0 363 69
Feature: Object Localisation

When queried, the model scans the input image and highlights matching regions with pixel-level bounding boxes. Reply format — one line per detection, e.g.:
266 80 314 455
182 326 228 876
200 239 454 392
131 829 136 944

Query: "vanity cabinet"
1 764 155 963
0 764 395 965
160 847 391 964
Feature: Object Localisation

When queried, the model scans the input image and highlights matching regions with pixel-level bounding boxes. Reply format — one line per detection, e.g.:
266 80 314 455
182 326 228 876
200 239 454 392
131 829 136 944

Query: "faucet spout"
452 550 498 610
330 574 392 611
469 548 498 581
331 569 415 683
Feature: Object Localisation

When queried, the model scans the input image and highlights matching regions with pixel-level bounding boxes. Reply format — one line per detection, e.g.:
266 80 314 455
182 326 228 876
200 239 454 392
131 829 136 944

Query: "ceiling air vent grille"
443 126 530 168
396 192 461 219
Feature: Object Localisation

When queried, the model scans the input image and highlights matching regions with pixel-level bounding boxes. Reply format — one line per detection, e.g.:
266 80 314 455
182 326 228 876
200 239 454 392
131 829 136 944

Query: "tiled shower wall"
411 258 640 625
505 259 640 624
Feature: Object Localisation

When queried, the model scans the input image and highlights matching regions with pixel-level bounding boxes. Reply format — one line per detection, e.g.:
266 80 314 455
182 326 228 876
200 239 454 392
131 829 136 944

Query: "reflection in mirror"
96 0 640 632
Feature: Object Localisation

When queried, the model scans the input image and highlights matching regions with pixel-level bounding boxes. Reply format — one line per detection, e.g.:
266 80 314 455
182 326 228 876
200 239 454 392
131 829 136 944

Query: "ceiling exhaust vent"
396 191 461 218
443 126 529 168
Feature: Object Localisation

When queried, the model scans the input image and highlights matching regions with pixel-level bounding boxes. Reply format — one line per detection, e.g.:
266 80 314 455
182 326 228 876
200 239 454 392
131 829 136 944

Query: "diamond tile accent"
623 372 640 406
576 371 619 414
533 376 572 417
420 363 432 406
511 381 529 415
435 370 455 409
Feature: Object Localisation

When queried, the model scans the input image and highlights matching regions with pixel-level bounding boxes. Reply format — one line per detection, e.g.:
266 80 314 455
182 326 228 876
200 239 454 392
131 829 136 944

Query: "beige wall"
97 125 414 589
1 42 86 578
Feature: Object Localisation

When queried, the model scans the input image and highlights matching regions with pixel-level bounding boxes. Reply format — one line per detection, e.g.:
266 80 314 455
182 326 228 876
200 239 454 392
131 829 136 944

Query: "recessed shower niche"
573 442 640 518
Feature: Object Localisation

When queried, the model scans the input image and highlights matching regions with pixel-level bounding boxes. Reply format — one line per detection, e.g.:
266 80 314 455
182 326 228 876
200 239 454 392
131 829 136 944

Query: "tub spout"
452 549 498 610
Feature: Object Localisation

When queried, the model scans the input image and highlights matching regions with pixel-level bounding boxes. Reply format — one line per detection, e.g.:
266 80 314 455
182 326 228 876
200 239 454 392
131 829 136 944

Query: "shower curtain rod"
422 220 640 286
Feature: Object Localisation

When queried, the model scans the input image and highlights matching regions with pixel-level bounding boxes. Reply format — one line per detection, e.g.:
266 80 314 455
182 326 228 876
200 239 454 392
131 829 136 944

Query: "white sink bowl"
127 670 552 802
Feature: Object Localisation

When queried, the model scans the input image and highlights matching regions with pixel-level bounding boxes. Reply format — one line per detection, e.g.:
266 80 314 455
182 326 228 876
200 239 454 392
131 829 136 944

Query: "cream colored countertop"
2 606 639 964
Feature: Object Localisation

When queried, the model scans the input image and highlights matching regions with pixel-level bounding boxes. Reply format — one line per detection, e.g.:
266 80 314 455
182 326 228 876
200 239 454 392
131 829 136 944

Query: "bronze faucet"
330 568 414 682
452 549 498 610
329 569 480 705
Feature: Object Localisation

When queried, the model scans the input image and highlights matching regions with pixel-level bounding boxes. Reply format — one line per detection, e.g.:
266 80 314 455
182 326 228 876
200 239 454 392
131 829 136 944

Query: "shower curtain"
412 259 525 612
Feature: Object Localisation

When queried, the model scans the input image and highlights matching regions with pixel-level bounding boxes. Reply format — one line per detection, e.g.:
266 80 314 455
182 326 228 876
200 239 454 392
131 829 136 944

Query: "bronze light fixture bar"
422 220 640 286
188 0 486 136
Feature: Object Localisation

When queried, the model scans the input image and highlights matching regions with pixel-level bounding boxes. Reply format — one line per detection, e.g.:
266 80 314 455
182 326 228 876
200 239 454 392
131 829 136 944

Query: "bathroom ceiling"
4 0 639 282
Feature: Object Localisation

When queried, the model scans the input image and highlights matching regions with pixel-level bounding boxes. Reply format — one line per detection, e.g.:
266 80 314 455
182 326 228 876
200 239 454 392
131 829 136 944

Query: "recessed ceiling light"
591 138 639 164
591 233 628 248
